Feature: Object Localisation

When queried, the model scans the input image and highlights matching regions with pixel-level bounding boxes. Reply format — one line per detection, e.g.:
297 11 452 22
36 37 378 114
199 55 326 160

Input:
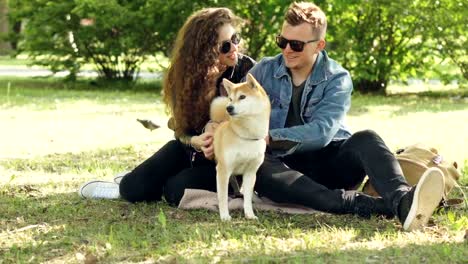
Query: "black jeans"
119 140 217 205
254 130 410 215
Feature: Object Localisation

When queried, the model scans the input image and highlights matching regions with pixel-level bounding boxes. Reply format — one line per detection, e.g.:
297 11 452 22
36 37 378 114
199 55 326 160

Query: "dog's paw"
220 214 232 221
245 214 258 220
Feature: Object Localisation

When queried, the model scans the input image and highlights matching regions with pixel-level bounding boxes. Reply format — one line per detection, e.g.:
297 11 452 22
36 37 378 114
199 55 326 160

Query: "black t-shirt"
216 53 256 96
285 81 305 127
269 81 305 151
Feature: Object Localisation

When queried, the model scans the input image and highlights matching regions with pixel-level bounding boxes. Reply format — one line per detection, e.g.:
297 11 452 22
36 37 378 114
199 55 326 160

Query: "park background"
0 0 467 263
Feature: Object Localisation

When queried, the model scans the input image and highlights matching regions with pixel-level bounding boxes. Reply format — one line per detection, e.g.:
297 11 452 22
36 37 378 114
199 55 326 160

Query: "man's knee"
351 129 382 144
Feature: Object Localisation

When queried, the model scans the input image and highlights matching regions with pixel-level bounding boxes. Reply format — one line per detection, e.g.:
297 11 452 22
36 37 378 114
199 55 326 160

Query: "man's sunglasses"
219 33 241 54
275 35 319 52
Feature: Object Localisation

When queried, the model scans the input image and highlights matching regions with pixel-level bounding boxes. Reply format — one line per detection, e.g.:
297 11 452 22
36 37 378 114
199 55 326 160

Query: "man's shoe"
79 181 120 199
113 171 129 184
398 167 445 231
354 192 394 219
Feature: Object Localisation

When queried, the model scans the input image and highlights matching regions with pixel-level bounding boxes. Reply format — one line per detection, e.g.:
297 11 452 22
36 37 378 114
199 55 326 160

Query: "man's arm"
269 72 352 153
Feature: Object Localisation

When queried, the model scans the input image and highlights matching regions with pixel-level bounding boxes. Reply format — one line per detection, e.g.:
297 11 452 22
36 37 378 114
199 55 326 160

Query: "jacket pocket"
303 87 324 117
269 94 281 108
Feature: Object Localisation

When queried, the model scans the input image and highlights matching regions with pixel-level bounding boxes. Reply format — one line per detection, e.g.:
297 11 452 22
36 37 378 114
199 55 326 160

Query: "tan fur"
210 73 271 221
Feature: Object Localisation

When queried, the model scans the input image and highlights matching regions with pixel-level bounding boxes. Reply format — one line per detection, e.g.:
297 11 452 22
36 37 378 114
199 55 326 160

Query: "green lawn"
0 55 168 72
0 77 467 263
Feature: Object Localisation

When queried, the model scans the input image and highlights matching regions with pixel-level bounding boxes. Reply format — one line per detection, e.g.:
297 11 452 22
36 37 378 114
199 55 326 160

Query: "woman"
79 7 255 205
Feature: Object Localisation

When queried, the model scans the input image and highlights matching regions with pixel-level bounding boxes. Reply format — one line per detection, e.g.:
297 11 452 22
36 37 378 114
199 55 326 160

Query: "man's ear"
223 78 235 95
316 39 326 52
246 73 258 90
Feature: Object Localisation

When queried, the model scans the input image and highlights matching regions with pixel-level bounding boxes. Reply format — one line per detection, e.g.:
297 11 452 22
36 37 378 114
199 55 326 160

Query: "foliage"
422 0 467 82
9 0 171 81
7 0 468 90
326 1 421 93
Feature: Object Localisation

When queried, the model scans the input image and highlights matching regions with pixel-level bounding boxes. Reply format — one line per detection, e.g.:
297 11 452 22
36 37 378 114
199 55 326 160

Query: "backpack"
362 144 462 199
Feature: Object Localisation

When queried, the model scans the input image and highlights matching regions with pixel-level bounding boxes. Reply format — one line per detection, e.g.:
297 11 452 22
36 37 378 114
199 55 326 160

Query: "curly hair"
163 8 242 137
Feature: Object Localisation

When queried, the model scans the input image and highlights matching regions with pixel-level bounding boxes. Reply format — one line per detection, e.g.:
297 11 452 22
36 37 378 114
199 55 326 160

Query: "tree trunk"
0 0 11 54
355 79 388 95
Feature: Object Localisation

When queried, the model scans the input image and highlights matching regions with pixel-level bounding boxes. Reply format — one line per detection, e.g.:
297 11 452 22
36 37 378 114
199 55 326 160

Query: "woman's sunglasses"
275 35 319 52
219 33 241 54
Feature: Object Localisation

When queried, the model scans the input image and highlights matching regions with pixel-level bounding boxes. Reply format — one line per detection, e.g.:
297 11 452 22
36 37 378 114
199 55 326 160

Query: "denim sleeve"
269 71 353 154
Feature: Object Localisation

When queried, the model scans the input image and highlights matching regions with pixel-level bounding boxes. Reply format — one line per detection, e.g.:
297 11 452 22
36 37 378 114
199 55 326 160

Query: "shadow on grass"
0 78 163 111
224 242 466 263
1 188 466 263
0 76 163 92
0 144 158 176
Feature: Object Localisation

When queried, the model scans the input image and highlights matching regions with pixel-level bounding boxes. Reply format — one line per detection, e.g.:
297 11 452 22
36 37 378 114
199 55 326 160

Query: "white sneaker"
400 167 445 231
113 171 129 184
79 181 120 199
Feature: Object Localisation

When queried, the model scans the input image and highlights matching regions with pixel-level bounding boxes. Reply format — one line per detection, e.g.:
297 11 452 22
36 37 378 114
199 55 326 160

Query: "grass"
0 54 169 72
0 55 33 67
0 77 467 263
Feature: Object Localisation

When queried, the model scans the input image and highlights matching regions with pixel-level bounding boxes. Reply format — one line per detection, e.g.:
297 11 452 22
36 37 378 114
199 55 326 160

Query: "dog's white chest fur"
225 139 266 175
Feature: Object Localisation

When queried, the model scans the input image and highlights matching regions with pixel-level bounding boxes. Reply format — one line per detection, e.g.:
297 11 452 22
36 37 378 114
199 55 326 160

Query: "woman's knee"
119 173 163 203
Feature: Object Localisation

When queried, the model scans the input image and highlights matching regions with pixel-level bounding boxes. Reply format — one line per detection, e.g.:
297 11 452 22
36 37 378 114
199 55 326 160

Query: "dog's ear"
246 73 259 90
222 78 235 96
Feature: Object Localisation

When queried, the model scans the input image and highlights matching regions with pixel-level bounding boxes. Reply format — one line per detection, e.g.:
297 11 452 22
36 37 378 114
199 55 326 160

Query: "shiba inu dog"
210 73 271 221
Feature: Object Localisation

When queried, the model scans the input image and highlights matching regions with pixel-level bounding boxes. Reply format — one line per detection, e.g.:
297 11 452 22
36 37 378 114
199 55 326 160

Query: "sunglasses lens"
220 41 231 54
276 36 307 52
219 33 241 54
289 41 304 52
276 36 288 49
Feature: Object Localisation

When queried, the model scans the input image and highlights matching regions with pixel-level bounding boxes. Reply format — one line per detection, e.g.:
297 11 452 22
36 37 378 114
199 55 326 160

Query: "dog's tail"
210 96 230 123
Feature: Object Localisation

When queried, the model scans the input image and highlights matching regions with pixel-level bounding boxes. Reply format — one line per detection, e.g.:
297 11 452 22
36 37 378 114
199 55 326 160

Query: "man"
248 2 444 231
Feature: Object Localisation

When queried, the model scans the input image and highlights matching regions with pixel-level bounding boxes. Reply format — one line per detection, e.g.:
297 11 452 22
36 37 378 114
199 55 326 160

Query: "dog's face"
222 74 270 117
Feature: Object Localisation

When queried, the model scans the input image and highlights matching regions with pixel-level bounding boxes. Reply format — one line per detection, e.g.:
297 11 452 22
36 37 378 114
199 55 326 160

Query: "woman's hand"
204 121 220 133
191 132 215 160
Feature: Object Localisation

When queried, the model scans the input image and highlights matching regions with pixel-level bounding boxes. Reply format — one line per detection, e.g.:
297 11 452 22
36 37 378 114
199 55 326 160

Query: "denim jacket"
248 50 352 157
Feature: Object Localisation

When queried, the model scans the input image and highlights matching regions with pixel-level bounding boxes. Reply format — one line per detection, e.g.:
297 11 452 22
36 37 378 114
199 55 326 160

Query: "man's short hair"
284 2 327 39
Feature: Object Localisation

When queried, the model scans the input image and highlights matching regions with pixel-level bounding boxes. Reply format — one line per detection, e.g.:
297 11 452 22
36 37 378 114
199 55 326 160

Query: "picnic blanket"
178 189 319 214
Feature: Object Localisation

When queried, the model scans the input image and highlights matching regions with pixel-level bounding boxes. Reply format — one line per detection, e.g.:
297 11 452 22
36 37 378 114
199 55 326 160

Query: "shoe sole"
403 168 445 231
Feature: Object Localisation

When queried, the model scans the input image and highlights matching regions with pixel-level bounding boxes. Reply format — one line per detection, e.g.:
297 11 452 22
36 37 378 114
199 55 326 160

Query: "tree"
424 0 467 82
223 0 292 60
10 0 172 81
0 0 11 54
326 0 426 93
326 0 467 94
8 0 466 87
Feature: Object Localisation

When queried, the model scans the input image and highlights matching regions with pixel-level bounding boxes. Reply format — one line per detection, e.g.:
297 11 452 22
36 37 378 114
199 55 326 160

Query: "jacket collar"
274 50 329 85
